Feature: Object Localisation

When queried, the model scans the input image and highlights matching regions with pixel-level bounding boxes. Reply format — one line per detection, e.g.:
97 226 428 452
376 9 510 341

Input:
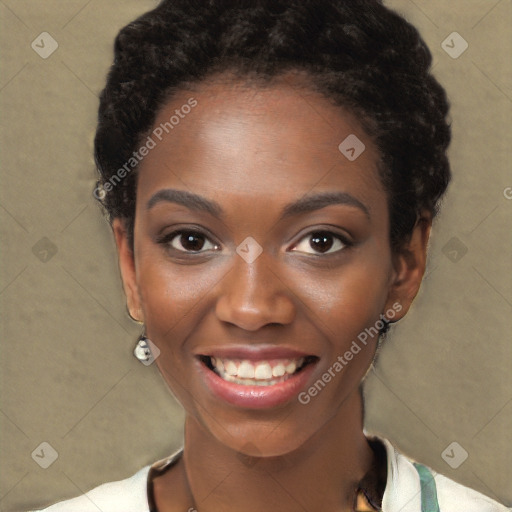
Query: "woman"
31 0 509 510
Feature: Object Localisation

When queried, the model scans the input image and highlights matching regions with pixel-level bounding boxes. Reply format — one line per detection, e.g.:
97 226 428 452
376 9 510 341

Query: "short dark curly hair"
94 0 451 253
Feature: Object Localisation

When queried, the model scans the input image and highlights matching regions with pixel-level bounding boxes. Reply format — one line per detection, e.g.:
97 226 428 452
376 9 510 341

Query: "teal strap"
413 462 441 512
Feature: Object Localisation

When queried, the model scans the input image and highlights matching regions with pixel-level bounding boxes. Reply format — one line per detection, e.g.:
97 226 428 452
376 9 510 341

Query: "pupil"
182 233 204 251
310 232 333 253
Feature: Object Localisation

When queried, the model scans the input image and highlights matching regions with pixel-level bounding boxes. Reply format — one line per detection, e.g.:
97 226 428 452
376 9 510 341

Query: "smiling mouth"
199 355 318 386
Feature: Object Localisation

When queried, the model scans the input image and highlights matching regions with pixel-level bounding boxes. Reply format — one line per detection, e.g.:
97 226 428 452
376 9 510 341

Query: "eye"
159 230 219 253
291 230 350 255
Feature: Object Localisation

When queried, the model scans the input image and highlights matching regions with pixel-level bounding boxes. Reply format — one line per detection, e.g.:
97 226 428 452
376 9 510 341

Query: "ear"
384 211 432 322
112 218 144 323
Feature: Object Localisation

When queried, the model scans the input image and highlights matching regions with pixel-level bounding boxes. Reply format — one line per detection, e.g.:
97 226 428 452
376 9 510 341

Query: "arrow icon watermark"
236 237 263 264
338 134 365 161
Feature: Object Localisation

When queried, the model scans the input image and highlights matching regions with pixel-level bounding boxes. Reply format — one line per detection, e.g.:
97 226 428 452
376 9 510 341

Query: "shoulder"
376 436 510 512
433 472 510 512
29 465 151 512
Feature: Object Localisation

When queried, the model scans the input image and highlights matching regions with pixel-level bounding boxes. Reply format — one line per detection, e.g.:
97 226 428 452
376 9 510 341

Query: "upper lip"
195 345 317 361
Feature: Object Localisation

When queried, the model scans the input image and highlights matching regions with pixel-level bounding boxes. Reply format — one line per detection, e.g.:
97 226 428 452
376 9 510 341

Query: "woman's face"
114 76 427 456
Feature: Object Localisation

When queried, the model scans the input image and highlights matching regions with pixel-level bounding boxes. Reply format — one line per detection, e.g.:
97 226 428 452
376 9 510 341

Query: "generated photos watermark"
93 97 198 200
298 302 402 405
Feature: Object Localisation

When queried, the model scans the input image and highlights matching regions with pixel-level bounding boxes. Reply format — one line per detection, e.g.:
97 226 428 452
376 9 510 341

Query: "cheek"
288 255 393 338
136 253 228 336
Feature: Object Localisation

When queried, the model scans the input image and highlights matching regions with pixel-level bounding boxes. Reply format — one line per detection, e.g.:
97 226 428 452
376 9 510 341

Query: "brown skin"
113 74 431 511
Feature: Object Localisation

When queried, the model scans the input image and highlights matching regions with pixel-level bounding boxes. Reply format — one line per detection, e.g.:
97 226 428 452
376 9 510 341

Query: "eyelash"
157 228 353 256
157 229 220 254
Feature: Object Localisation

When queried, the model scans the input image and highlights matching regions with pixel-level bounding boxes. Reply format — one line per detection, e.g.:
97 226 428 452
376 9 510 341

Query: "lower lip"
197 359 317 409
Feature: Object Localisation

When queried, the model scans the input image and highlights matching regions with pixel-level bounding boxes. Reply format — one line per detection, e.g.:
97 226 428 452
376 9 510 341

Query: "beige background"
1 0 511 510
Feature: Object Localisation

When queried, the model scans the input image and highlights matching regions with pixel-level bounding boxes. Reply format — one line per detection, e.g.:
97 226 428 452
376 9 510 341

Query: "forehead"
136 77 385 210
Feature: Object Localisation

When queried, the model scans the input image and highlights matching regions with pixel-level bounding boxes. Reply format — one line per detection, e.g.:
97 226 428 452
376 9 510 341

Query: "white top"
31 437 510 511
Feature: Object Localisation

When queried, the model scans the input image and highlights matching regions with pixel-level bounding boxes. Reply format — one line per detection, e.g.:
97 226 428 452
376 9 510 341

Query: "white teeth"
208 356 308 386
254 362 273 379
238 361 255 378
285 361 296 374
225 361 238 376
272 364 285 377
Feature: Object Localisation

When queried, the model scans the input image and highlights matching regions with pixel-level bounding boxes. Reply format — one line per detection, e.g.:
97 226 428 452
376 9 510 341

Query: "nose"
215 252 296 331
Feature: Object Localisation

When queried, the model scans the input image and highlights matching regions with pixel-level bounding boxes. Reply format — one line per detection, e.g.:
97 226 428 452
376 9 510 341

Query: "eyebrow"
147 188 222 217
146 188 370 221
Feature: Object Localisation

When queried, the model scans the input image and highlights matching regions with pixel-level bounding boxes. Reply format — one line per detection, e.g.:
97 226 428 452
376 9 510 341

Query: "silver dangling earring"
134 328 160 366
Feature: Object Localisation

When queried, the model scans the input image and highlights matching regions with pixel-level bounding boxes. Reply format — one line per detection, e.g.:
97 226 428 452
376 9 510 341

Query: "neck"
182 389 375 512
